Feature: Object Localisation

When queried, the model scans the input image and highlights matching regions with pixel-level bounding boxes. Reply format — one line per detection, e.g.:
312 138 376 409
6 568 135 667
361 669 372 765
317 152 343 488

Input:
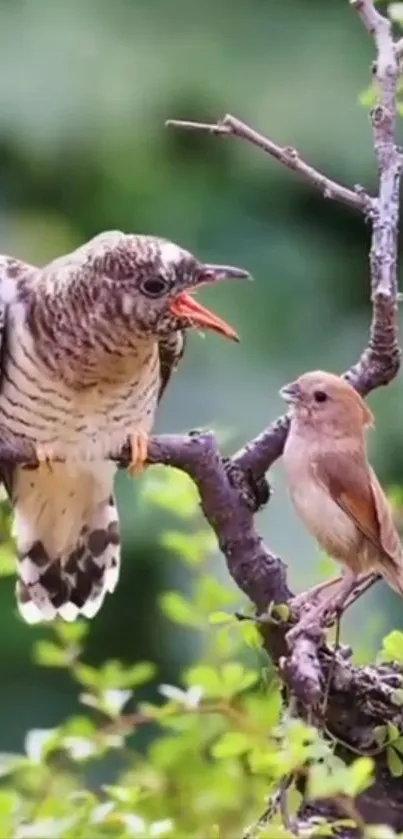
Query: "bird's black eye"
140 277 169 298
313 390 328 403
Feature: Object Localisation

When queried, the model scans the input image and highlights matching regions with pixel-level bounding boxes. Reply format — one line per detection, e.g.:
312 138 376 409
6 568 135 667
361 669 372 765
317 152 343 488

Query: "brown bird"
280 370 403 629
0 231 249 623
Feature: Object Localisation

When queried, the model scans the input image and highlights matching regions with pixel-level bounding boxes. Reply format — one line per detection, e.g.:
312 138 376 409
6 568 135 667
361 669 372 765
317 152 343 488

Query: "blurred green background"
0 0 402 751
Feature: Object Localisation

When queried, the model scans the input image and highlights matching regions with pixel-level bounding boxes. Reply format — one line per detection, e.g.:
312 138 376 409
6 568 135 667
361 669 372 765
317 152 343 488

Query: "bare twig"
166 114 374 215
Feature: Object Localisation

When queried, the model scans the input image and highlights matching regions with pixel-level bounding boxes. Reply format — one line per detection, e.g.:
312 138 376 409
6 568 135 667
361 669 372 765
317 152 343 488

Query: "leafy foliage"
0 469 396 838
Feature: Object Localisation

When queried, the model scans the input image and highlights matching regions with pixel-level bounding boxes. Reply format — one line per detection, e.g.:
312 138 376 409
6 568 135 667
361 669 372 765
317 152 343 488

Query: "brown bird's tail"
378 555 403 599
14 495 121 623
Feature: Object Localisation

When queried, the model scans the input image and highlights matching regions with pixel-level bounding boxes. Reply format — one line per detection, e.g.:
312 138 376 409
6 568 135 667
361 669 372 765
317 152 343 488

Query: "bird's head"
280 371 373 437
75 231 250 341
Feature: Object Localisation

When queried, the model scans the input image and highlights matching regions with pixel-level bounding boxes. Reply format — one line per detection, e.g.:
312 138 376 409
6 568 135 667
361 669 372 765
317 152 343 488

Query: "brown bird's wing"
315 451 403 585
158 331 187 402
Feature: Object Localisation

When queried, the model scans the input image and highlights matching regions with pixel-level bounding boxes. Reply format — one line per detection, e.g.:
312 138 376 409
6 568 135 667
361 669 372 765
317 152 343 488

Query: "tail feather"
379 556 403 599
15 497 120 624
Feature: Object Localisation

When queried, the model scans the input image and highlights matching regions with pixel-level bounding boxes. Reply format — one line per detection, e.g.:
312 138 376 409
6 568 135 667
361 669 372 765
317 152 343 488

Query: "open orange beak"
169 292 239 341
169 263 250 341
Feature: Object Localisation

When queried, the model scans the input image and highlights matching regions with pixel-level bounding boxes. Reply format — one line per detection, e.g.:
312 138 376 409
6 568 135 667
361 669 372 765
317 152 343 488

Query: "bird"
0 230 249 624
280 370 403 631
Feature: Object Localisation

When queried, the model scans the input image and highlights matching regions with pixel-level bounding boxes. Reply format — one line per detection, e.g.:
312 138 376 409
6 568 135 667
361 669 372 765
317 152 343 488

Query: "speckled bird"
0 230 248 623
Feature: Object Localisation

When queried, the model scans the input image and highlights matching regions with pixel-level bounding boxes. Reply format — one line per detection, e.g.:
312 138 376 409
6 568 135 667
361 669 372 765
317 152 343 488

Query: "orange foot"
127 431 149 478
36 444 56 473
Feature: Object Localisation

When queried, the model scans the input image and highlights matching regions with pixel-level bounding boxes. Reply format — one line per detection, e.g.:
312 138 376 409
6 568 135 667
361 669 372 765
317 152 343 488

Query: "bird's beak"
279 381 302 404
169 264 251 342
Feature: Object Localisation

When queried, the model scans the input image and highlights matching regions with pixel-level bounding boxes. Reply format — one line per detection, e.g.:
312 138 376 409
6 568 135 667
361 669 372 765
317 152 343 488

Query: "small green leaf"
221 662 259 697
359 83 376 109
184 665 222 697
160 591 202 628
379 630 403 664
101 689 132 717
0 546 16 576
208 611 234 625
0 753 25 777
393 736 403 756
392 689 403 706
74 664 101 690
389 2 403 25
271 603 290 622
387 722 400 742
237 621 262 648
24 728 60 763
97 660 157 689
387 746 403 777
347 756 374 796
53 620 88 646
373 725 388 746
143 468 200 518
161 531 203 565
365 825 399 839
122 662 157 687
34 641 69 668
196 576 237 611
211 732 250 759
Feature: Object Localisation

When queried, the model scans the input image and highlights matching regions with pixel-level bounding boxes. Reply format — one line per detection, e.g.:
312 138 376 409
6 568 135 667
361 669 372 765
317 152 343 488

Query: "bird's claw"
127 431 149 477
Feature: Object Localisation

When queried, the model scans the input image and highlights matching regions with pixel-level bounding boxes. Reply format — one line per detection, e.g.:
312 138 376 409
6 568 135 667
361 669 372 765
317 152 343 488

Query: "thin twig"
166 114 374 215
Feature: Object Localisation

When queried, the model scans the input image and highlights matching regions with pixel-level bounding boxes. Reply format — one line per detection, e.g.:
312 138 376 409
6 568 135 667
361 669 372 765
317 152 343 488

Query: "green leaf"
184 665 222 697
0 753 25 777
387 747 403 777
143 468 200 518
308 756 373 800
161 530 216 565
359 83 376 109
387 722 400 742
196 576 237 612
245 688 282 729
0 545 16 576
96 660 157 689
0 789 20 819
389 2 403 25
237 621 262 648
208 611 234 625
160 591 203 628
391 689 403 706
366 826 400 839
53 620 88 647
393 736 403 756
271 603 290 622
211 732 250 759
34 641 69 668
74 664 101 690
220 662 259 697
24 728 60 763
379 630 403 664
122 661 157 688
373 725 388 747
101 689 132 717
347 756 374 796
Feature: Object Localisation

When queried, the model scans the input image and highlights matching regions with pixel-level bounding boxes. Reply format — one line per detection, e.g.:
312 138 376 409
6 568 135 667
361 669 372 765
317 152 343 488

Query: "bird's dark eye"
313 390 328 403
140 277 169 298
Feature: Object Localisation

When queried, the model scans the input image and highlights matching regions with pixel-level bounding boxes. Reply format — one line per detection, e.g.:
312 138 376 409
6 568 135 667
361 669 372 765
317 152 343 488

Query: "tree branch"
166 115 375 215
